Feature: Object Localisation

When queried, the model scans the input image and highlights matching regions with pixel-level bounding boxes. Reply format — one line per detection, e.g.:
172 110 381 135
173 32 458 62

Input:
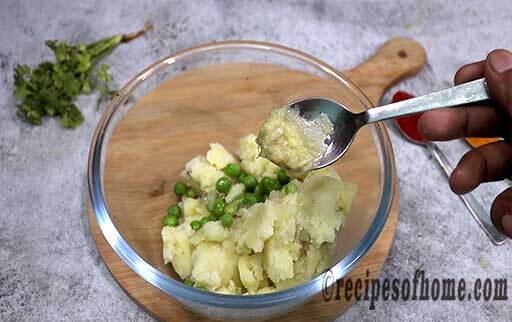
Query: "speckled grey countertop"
1 0 512 321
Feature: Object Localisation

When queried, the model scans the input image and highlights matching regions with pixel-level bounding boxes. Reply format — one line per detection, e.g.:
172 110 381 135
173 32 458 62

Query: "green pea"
220 213 234 228
224 163 241 178
238 171 248 183
254 184 264 197
174 181 188 197
190 220 202 231
200 216 213 225
261 176 281 194
270 178 282 191
254 190 265 202
260 176 272 191
184 278 194 287
285 182 298 194
216 176 232 194
211 198 226 217
225 194 246 215
162 215 179 227
224 202 237 216
167 204 181 218
241 194 258 209
254 183 269 200
261 176 271 187
277 168 290 185
232 194 245 203
243 175 257 192
186 187 199 198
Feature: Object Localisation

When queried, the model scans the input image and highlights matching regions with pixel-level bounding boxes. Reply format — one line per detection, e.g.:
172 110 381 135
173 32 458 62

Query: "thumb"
485 49 512 116
491 187 512 238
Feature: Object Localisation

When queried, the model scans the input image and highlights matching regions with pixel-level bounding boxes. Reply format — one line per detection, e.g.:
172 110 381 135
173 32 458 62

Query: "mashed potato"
161 134 356 295
256 106 334 172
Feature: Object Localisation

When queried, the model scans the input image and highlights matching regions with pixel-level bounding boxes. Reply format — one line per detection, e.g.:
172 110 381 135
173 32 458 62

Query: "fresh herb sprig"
13 21 153 128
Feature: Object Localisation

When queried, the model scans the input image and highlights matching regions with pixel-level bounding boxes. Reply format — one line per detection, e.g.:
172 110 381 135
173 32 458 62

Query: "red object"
392 91 427 142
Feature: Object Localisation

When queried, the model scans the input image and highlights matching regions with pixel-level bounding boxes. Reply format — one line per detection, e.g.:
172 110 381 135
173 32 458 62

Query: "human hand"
418 49 512 238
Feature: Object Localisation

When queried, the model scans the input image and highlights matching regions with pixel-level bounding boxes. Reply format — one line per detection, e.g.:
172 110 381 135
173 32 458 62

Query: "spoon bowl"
289 98 366 170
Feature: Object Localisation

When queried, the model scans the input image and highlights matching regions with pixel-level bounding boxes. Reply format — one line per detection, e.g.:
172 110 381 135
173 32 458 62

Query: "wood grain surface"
88 37 426 321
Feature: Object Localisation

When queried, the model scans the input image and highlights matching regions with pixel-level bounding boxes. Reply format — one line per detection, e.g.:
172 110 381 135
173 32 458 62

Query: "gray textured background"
1 0 511 321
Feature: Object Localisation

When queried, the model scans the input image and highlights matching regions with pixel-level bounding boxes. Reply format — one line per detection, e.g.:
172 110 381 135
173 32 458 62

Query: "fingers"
485 49 512 116
454 60 485 84
449 141 512 194
491 188 512 238
421 51 512 239
418 50 512 141
418 105 502 141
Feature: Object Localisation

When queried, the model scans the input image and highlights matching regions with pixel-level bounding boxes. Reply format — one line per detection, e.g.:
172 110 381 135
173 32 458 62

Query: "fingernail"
501 214 512 238
489 50 512 73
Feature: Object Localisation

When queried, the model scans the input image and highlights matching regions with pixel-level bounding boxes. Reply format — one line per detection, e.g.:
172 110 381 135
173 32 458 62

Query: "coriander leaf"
60 103 84 128
13 21 153 128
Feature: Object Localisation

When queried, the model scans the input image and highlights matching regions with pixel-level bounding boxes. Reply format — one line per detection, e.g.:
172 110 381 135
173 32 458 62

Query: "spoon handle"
365 78 490 123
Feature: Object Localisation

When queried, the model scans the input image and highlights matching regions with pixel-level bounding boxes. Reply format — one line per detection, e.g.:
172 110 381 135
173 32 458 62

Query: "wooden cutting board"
87 37 426 321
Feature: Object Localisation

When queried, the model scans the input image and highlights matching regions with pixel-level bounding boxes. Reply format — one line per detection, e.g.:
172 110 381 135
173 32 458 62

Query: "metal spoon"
290 78 490 170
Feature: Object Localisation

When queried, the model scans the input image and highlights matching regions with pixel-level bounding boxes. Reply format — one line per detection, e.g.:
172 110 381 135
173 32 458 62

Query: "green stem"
87 21 153 61
87 35 123 61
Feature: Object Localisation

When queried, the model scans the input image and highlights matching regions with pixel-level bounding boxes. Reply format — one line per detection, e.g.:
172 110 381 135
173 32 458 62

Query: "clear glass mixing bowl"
88 41 396 321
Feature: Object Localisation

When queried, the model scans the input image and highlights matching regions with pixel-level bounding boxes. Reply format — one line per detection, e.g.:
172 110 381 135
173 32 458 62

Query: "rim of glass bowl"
88 40 396 308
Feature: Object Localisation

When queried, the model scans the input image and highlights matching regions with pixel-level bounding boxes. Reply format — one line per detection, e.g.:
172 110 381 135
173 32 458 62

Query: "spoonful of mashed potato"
256 105 334 172
260 78 492 172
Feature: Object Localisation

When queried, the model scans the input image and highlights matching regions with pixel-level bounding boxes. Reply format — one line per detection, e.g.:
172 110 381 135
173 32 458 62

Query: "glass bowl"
88 40 396 321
